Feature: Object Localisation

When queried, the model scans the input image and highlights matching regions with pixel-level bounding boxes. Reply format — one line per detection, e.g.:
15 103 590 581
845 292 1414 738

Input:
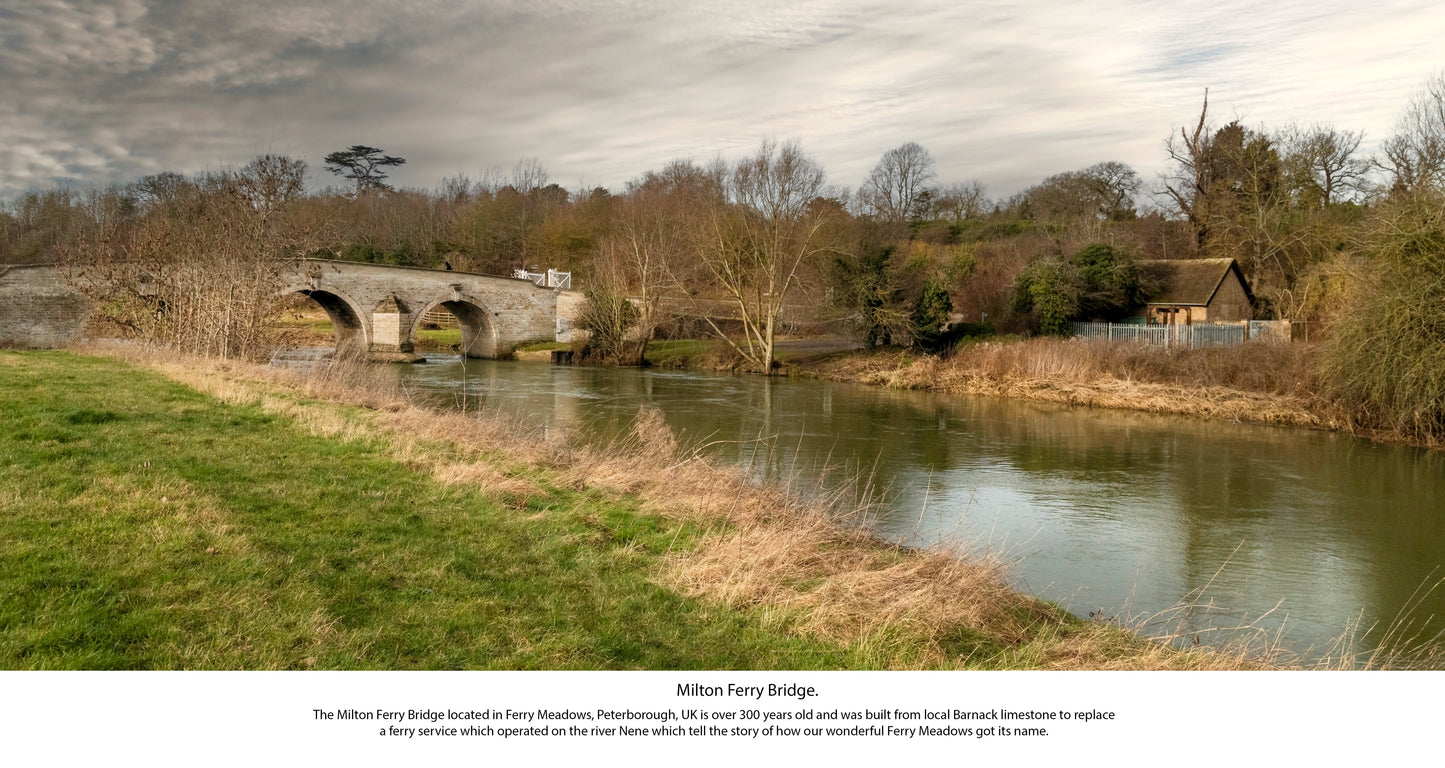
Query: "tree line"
4 75 1445 436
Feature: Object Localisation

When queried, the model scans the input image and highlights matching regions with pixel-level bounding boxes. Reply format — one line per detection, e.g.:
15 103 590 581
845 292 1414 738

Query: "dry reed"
813 338 1339 430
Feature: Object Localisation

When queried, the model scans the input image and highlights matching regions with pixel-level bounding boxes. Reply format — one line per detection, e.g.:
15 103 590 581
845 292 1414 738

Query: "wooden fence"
420 308 459 328
1071 321 1249 349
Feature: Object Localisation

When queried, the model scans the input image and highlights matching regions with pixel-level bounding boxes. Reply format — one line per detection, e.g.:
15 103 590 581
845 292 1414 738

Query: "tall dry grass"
954 337 1318 395
568 407 1061 662
815 338 1337 430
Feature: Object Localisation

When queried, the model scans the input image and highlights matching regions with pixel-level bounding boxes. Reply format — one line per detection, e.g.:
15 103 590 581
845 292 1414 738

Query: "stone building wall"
0 265 90 348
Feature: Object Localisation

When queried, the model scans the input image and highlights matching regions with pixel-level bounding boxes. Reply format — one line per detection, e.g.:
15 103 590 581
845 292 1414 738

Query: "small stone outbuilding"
1138 258 1253 325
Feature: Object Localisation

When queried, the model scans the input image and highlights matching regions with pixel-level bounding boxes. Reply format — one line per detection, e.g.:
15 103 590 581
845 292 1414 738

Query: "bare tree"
690 139 836 373
1 188 91 264
1161 91 1217 250
859 142 937 227
510 158 550 192
586 161 715 364
1082 161 1141 219
438 174 476 205
1020 162 1140 222
934 180 990 225
131 172 190 214
1379 73 1445 196
1280 124 1368 206
236 154 307 220
61 157 317 360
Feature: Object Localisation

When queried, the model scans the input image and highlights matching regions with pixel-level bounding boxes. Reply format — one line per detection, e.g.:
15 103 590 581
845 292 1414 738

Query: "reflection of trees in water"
872 391 1445 647
667 375 1445 651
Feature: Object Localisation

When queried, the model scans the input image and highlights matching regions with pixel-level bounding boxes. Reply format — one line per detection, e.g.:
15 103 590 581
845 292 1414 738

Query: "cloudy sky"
2 0 1442 201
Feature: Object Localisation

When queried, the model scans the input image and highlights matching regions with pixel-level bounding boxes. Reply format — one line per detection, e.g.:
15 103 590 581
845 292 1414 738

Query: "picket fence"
1070 321 1248 349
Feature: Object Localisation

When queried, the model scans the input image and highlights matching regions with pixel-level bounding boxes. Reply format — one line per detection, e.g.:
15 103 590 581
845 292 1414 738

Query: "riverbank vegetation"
6 77 1445 441
808 338 1335 431
5 346 1339 670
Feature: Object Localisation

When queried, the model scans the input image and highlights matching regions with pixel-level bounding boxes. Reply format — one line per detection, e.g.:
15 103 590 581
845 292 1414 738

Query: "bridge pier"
368 293 424 362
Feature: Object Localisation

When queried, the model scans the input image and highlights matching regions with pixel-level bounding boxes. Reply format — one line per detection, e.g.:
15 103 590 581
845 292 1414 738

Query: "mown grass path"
0 351 854 669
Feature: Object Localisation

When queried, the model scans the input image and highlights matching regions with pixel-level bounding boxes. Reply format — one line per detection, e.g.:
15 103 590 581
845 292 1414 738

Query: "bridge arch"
410 291 500 358
276 284 369 357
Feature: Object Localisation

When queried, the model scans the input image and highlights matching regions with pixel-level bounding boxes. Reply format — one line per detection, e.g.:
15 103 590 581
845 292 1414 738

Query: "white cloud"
1 0 1443 198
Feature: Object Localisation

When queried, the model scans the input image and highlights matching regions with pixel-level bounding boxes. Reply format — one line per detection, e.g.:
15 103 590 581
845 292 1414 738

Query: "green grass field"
0 351 859 669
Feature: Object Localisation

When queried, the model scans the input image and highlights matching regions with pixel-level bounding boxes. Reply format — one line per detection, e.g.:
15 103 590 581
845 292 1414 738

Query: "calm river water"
393 356 1445 660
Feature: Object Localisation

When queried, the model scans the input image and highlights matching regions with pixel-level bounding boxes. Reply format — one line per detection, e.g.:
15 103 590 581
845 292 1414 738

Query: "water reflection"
400 356 1445 659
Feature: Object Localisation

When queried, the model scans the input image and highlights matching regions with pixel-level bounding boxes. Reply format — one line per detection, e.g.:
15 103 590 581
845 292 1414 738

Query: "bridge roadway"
0 258 560 360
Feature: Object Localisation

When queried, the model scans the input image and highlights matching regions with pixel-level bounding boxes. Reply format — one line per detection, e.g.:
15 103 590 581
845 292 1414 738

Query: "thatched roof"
1138 258 1251 307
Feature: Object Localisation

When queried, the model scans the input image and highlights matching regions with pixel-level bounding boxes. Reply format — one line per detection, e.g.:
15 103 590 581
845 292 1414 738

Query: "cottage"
1137 258 1253 325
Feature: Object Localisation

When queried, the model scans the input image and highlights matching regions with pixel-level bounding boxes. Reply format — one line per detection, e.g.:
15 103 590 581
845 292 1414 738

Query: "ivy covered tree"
1013 243 1144 335
1322 194 1445 440
1071 243 1146 319
834 241 973 350
836 245 911 348
1013 258 1082 335
910 278 954 352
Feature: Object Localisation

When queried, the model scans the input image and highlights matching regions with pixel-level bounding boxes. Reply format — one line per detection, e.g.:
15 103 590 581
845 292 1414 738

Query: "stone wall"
555 289 588 343
0 264 90 349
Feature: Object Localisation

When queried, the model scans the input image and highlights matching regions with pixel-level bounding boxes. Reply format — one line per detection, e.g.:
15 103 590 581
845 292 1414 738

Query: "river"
390 355 1445 662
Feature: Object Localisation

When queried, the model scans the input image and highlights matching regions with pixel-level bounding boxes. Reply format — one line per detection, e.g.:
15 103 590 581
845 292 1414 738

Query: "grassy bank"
0 348 1273 669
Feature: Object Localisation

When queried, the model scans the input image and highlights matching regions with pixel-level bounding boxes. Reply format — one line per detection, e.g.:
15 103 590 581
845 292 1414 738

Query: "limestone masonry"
0 264 91 349
1 259 559 359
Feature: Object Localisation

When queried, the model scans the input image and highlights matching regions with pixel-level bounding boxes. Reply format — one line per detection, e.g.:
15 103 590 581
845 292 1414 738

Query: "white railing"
512 268 572 290
1071 321 1249 349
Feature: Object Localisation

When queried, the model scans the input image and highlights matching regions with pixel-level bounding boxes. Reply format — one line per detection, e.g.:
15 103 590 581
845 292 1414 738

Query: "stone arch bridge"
282 259 557 360
1 259 559 360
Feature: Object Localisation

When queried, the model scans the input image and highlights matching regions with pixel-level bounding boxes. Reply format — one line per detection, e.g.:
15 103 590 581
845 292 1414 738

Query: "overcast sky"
2 0 1442 201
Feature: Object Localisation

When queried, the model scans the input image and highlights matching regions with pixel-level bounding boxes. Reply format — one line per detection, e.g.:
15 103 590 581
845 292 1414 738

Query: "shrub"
1321 195 1445 440
577 290 643 365
1012 243 1144 335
